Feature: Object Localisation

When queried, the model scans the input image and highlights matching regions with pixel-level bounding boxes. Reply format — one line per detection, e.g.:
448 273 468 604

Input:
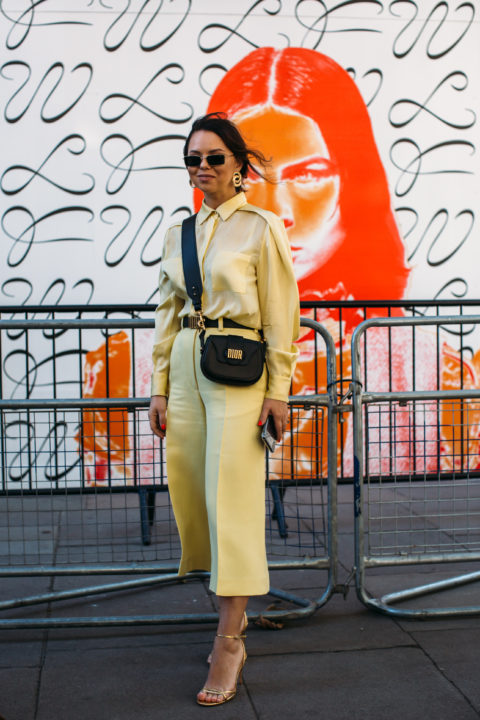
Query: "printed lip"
197 174 215 180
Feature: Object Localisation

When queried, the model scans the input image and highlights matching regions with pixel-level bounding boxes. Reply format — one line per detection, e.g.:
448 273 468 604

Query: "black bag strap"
181 214 202 312
180 212 264 352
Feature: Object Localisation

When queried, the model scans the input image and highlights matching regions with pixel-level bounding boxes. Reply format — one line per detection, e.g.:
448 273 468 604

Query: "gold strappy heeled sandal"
197 628 247 707
206 611 248 666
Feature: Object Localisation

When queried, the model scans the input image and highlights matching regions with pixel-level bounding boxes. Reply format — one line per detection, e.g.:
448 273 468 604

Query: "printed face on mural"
235 107 340 280
201 47 409 305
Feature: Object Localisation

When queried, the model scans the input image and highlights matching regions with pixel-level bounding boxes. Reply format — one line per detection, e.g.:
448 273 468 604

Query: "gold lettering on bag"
227 348 243 360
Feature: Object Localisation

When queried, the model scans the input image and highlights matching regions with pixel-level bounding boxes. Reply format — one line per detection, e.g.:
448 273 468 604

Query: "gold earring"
232 171 242 188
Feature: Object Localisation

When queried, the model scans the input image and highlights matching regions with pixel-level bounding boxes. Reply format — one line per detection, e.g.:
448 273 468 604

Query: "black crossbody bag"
181 214 266 386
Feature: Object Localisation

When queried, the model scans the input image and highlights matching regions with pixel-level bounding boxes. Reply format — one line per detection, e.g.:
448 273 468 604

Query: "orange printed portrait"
199 47 480 477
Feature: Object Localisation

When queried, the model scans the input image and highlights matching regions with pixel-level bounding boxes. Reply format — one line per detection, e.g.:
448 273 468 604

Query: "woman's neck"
203 189 238 210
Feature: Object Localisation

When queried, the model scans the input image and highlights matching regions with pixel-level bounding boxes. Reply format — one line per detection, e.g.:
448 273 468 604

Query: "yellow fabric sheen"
167 327 270 596
151 192 300 402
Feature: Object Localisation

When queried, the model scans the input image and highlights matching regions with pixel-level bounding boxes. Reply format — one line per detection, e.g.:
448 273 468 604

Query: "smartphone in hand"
261 415 278 453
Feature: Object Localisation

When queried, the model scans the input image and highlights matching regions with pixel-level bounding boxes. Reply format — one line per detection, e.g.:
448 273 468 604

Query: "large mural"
1 2 479 485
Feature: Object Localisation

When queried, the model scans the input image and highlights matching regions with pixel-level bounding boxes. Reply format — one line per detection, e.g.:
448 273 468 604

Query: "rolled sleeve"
256 217 300 403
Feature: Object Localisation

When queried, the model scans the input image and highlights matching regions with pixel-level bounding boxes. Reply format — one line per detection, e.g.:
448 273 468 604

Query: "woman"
149 112 300 705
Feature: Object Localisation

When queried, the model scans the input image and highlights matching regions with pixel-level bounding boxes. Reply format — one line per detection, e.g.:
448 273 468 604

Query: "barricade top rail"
0 397 151 409
353 313 480 332
0 315 332 338
362 389 480 403
0 393 329 410
0 319 154 330
2 299 480 314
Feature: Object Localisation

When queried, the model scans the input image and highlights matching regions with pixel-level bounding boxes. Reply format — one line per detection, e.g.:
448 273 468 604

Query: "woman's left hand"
258 398 289 442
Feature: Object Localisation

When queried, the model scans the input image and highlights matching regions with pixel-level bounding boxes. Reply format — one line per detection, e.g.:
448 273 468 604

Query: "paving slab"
46 579 217 651
265 566 330 591
408 627 480 713
0 628 45 669
0 576 51 603
245 592 413 656
336 493 355 529
398 614 480 632
36 642 256 720
0 667 39 720
0 576 51 625
245 646 479 720
50 572 214 616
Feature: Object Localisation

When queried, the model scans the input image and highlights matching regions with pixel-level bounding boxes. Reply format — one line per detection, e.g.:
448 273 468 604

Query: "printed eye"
282 156 333 180
293 171 325 183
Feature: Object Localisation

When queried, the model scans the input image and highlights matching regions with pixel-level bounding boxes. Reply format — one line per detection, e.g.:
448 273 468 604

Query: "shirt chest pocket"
211 251 251 294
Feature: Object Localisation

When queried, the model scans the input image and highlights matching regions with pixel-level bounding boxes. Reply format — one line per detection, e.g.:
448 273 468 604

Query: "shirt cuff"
150 372 169 397
265 375 292 404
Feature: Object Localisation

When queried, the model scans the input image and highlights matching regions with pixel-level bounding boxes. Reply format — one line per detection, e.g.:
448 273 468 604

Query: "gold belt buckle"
187 316 199 329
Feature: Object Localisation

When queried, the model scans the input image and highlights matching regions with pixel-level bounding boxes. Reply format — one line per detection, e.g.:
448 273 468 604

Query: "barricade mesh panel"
364 400 480 557
0 404 328 566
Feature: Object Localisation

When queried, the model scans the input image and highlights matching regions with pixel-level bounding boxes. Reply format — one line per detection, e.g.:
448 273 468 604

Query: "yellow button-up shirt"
151 191 300 402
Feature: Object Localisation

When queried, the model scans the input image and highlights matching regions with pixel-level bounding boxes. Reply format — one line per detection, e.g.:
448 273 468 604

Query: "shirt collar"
197 192 247 224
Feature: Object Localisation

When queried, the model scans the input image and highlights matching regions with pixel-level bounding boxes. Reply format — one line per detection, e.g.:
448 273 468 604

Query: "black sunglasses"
183 153 233 167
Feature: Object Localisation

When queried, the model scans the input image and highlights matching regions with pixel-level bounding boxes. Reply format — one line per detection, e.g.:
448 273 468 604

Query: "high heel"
197 630 247 707
206 611 247 666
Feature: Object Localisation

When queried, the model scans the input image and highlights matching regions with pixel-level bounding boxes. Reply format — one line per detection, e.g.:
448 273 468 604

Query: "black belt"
182 316 253 331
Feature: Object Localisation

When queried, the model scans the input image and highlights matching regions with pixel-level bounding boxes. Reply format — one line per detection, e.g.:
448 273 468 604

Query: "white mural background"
1 0 479 309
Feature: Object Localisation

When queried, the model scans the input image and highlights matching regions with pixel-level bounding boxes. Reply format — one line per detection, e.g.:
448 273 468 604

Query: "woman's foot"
197 634 246 705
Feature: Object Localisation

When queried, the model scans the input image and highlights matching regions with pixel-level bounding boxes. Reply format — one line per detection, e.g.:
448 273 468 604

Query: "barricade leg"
269 483 288 538
138 487 157 546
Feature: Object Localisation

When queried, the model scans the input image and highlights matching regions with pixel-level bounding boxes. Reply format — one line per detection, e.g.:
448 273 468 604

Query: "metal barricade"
352 316 480 617
0 317 338 628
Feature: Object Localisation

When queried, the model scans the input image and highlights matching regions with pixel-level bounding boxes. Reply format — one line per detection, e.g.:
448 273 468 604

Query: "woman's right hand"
149 395 167 439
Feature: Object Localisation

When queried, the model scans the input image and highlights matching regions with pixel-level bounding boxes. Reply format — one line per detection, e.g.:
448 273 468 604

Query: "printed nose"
270 185 294 230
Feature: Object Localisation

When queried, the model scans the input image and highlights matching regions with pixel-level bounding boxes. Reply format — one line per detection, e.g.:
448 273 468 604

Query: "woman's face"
186 130 242 207
235 107 340 280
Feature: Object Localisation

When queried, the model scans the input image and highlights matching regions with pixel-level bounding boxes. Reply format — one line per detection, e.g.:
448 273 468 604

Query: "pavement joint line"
244 644 419 657
394 618 480 717
32 514 64 720
38 637 222 654
28 640 420 659
33 591 53 719
243 677 261 720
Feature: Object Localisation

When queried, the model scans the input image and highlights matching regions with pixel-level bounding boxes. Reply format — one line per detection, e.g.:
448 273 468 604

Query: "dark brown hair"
184 112 270 191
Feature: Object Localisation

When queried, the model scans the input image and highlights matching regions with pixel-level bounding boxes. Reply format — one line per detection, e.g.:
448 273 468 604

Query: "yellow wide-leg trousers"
166 326 270 596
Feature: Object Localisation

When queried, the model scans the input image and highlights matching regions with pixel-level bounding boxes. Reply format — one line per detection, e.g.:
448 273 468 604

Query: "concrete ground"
1 485 479 720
